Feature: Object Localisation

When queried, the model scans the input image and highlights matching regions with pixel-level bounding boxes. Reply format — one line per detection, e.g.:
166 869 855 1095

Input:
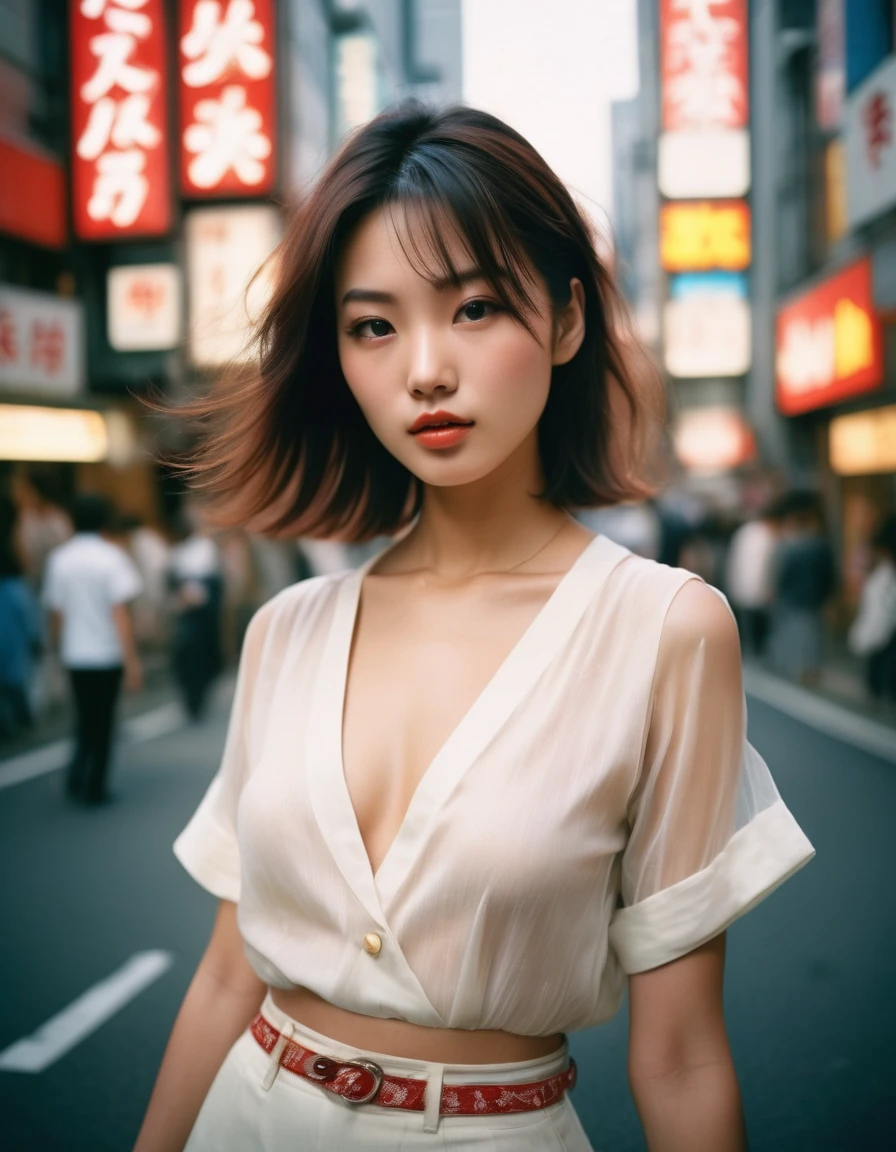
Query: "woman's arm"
627 934 747 1152
133 901 266 1152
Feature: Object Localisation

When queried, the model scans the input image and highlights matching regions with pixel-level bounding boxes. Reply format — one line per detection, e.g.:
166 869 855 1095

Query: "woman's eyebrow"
340 267 493 307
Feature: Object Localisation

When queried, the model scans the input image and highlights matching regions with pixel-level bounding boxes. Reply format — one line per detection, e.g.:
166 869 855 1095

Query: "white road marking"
0 740 71 790
0 702 189 792
0 951 174 1073
123 702 185 743
743 664 896 765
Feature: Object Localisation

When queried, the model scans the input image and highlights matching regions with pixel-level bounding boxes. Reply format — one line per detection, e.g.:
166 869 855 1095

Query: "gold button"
362 932 383 957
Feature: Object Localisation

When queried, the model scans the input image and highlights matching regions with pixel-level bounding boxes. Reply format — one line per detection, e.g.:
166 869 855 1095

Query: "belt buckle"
339 1058 384 1105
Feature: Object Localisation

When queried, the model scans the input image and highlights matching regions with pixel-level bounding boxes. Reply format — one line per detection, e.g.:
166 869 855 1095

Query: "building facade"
0 0 461 528
612 0 896 620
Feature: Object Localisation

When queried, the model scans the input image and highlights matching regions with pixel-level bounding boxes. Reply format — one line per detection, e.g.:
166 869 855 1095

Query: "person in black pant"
42 494 143 803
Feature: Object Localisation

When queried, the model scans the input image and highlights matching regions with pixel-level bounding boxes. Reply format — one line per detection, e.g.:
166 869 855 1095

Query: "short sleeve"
109 551 143 604
172 604 269 902
608 579 815 974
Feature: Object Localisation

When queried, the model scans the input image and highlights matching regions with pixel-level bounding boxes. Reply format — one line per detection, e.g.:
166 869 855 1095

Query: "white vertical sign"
185 205 281 367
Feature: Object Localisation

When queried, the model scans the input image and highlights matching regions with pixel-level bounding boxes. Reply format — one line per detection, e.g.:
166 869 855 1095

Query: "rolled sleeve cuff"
609 800 815 974
173 814 241 904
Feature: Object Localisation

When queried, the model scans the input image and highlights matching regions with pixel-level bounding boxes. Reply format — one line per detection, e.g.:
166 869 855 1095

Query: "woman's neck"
400 436 574 581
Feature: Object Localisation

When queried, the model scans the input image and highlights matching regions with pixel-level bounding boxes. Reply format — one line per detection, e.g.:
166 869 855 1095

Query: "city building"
0 0 461 529
612 0 896 627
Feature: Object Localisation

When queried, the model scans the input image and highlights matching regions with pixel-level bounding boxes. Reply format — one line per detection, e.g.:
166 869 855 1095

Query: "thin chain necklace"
476 519 569 577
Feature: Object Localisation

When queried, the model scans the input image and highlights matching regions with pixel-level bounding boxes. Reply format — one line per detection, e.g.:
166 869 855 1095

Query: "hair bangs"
384 150 545 338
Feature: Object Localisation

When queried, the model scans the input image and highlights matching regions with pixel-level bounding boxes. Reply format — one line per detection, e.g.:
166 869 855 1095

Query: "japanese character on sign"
663 0 747 130
863 90 893 169
77 94 160 161
181 0 272 87
30 321 65 376
0 309 18 363
88 150 149 227
184 85 272 188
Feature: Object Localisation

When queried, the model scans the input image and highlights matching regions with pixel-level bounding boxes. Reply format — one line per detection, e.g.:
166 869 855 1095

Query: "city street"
0 681 891 1151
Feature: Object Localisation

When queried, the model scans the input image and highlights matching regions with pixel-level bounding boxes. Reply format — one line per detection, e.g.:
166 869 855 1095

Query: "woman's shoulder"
237 568 352 664
599 543 736 653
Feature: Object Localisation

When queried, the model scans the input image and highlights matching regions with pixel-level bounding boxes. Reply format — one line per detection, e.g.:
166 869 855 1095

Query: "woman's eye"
457 299 499 323
351 318 392 339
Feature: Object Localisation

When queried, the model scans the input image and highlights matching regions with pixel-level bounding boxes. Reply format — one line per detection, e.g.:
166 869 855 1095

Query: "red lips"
409 409 473 433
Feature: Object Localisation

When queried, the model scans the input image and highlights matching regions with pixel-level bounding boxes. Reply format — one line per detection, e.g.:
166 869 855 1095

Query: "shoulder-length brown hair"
176 101 663 540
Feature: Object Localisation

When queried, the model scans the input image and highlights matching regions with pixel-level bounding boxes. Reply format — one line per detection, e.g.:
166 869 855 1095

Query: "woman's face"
335 206 584 490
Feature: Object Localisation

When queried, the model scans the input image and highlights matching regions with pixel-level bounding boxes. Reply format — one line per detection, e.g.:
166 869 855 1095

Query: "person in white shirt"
724 504 782 656
848 515 896 702
43 493 143 803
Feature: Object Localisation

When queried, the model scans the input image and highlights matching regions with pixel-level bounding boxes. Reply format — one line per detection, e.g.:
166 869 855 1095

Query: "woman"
136 103 815 1152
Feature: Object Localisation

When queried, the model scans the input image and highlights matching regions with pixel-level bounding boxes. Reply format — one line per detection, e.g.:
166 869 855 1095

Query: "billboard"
776 258 884 416
663 272 751 378
70 0 171 239
660 0 749 131
0 285 85 397
107 264 182 351
845 54 896 229
658 0 750 199
660 201 751 272
178 0 277 197
185 204 280 366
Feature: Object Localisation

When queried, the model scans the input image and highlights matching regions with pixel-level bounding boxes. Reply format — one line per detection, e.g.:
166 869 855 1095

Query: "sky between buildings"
461 0 639 245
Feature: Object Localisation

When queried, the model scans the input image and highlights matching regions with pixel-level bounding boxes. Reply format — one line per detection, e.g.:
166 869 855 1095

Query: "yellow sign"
830 405 896 475
660 201 751 271
833 297 874 380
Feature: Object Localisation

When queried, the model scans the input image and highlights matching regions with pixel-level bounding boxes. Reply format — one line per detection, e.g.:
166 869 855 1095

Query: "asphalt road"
0 684 891 1151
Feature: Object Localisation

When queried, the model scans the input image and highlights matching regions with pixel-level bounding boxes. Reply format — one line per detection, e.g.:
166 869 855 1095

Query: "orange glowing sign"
660 201 751 271
776 258 884 415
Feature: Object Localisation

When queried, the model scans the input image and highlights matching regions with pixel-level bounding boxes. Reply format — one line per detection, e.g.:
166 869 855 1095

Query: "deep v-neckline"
304 533 622 924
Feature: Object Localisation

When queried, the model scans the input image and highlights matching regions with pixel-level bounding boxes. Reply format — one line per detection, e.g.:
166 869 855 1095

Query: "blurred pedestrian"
724 502 782 657
12 471 72 590
848 514 896 704
768 493 837 687
42 493 143 803
0 495 43 740
121 513 172 647
169 508 223 721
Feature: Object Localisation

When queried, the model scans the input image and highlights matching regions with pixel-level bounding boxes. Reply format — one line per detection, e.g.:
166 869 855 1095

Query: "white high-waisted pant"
185 993 595 1150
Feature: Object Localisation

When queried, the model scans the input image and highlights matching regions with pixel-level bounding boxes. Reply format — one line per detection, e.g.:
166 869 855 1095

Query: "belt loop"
261 1021 295 1092
422 1063 444 1133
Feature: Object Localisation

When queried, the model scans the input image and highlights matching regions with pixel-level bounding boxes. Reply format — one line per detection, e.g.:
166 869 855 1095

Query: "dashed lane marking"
0 703 187 792
0 951 174 1073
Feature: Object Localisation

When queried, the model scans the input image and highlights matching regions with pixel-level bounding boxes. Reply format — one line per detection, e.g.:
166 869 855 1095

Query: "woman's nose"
406 330 457 397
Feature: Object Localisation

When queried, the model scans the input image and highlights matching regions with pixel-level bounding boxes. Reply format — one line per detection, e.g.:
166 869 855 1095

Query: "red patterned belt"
250 1014 577 1115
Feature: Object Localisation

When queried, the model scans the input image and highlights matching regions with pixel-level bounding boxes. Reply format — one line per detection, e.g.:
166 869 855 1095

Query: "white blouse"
174 534 814 1037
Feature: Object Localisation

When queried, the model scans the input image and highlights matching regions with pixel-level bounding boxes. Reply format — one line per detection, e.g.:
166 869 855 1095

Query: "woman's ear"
551 278 586 366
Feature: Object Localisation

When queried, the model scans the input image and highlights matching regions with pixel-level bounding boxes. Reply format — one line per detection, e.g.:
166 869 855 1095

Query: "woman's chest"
340 579 567 875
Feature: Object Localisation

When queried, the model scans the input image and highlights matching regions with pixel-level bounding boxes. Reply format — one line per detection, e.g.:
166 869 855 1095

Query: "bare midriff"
270 985 563 1064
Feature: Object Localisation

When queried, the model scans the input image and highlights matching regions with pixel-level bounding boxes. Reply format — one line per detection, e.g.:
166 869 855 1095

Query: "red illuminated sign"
70 0 171 240
178 0 277 198
776 258 884 416
660 0 749 131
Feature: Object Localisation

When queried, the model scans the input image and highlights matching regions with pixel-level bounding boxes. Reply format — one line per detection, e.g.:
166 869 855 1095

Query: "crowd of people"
579 489 896 706
0 474 332 801
2 473 895 791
